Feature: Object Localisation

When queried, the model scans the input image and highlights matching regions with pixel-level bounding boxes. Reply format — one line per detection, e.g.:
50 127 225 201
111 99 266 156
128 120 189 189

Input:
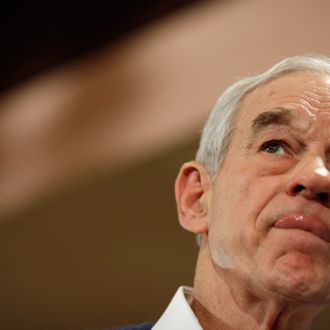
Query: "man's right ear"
175 161 212 234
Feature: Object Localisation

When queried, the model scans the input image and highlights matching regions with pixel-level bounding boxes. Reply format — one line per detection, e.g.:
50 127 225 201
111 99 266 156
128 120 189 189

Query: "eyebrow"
251 107 293 134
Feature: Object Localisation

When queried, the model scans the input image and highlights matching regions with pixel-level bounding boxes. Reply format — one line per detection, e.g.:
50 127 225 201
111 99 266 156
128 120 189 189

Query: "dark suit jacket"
112 322 153 330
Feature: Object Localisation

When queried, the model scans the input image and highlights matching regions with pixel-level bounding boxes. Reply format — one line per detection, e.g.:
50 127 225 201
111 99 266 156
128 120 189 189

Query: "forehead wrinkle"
299 84 330 112
301 95 329 112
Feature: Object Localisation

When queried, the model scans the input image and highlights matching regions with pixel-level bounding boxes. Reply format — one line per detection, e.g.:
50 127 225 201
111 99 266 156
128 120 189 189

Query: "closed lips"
274 214 330 243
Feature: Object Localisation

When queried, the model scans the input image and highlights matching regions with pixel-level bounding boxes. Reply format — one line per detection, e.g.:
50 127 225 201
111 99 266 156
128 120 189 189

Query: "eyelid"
256 131 306 159
261 139 287 146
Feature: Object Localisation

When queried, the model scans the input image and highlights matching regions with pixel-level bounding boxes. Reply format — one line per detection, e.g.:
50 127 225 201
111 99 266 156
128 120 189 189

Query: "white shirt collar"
152 286 202 330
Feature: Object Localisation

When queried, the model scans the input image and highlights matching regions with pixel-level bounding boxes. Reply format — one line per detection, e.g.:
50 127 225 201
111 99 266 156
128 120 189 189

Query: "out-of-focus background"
1 0 330 328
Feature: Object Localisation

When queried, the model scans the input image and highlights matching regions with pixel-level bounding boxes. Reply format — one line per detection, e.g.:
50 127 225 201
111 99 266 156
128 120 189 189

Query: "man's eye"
261 141 287 155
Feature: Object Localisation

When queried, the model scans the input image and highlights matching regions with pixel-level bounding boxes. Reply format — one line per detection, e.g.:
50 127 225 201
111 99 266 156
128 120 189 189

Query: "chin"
266 252 330 303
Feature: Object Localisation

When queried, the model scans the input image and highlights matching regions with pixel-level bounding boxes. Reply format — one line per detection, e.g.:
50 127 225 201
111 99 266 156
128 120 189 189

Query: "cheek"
208 174 258 254
214 168 266 218
210 173 281 249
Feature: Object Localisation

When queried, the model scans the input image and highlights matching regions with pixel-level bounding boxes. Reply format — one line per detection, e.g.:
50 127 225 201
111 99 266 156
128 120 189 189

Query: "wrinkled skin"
209 72 330 304
176 72 330 329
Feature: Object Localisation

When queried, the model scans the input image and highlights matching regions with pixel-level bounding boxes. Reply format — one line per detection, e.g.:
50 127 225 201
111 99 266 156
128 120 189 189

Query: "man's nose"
286 156 330 206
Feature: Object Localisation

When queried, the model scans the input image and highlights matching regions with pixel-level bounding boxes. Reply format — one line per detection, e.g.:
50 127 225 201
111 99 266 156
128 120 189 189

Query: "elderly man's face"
208 72 330 302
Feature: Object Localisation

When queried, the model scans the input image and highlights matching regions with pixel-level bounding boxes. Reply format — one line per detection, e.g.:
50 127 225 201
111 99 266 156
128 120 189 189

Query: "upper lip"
274 213 330 242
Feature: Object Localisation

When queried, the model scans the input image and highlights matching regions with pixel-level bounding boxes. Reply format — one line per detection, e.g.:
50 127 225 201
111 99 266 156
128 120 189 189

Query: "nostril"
316 192 329 202
293 185 305 193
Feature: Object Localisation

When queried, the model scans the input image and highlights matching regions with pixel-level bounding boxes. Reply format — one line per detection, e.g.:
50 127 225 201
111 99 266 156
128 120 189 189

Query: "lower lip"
274 215 330 243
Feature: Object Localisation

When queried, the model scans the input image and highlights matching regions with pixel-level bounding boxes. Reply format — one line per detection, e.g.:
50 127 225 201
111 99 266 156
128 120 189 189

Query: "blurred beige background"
1 0 330 328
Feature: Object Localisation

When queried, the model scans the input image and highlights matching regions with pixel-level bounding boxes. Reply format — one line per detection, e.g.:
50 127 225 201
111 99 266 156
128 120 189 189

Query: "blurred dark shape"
0 1 199 93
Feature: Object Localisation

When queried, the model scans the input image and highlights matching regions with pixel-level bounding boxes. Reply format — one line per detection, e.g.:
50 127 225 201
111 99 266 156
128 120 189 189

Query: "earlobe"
175 161 211 234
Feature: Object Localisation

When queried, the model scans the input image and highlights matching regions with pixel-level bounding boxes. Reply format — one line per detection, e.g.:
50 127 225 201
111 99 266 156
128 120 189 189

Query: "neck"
192 239 325 330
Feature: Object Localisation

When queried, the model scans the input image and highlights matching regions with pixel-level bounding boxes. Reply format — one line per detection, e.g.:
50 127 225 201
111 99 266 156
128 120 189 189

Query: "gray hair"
196 54 330 178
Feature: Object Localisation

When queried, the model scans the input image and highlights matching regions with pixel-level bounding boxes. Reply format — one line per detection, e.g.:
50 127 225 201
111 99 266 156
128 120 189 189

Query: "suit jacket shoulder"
112 322 153 330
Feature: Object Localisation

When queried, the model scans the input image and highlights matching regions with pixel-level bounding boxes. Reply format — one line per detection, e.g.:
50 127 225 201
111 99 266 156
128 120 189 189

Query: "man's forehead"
236 72 330 131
